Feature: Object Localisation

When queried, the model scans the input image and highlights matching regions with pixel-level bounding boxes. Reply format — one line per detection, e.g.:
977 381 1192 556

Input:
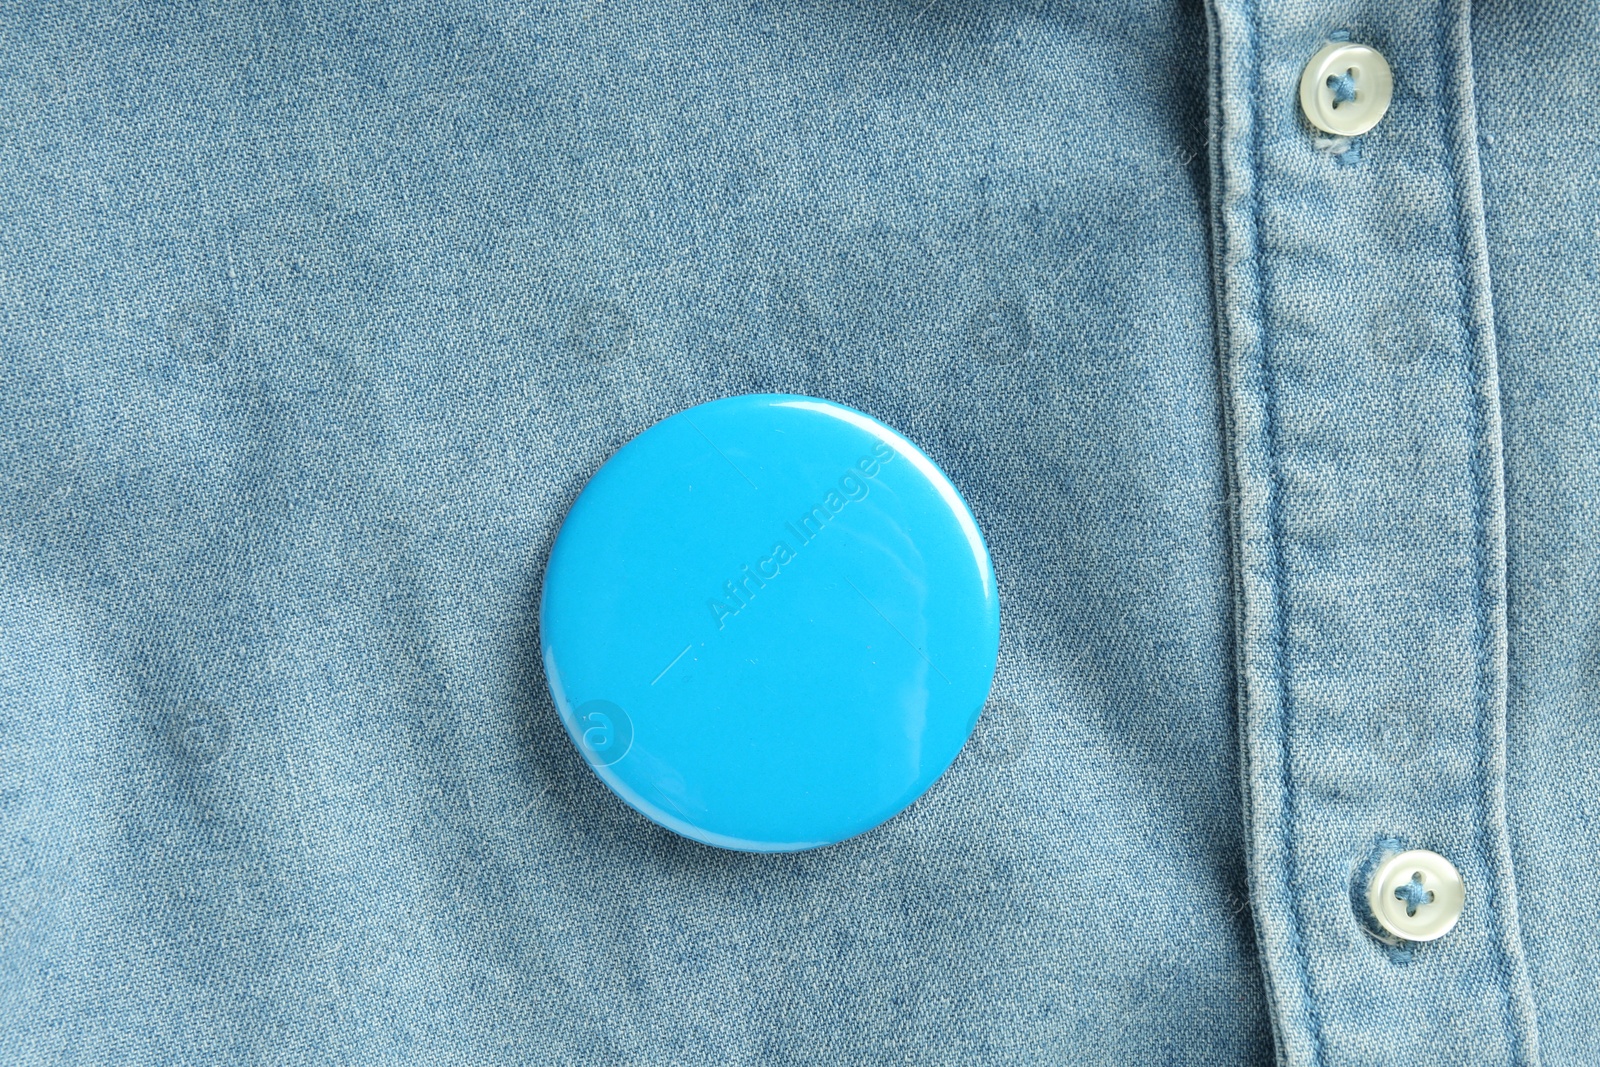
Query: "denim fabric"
0 1 1593 1065
1209 0 1534 1062
1208 0 1599 1064
1475 2 1600 1063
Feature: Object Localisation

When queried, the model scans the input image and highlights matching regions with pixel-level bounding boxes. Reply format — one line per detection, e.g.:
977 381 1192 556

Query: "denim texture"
0 0 1593 1064
1475 2 1600 1063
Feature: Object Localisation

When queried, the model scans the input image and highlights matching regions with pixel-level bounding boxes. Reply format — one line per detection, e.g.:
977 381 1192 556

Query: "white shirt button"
1299 42 1393 137
1367 849 1465 943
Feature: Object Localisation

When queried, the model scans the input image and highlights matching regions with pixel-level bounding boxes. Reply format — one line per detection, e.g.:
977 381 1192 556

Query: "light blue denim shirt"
2 1 1595 1064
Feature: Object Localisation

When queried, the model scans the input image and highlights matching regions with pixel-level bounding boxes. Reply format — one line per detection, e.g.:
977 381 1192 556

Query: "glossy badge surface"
540 395 1000 852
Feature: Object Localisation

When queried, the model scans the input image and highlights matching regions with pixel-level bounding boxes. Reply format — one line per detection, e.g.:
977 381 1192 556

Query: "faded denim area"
1477 2 1600 1064
1207 0 1597 1065
0 1 1594 1066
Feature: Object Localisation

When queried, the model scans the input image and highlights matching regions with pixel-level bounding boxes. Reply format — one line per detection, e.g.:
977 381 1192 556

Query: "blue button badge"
540 395 1000 852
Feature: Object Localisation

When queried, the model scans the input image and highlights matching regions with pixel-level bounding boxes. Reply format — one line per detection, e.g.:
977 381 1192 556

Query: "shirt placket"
1205 1 1544 1063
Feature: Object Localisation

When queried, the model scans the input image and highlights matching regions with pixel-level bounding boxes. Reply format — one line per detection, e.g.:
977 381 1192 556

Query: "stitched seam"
1452 34 1543 1066
1246 3 1325 1063
1432 1 1521 1062
1201 5 1298 1062
1202 5 1288 1059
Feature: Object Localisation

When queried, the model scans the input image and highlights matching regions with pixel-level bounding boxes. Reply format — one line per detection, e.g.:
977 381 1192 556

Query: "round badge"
540 394 1000 852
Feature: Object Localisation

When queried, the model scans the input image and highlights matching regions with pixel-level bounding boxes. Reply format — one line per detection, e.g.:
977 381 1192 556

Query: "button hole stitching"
1326 69 1358 108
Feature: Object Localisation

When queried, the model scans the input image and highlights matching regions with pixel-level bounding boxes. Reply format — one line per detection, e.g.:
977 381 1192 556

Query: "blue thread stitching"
1350 837 1415 963
1248 3 1326 1062
1198 17 1272 1048
1432 2 1524 1062
1394 873 1435 916
1326 70 1357 107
